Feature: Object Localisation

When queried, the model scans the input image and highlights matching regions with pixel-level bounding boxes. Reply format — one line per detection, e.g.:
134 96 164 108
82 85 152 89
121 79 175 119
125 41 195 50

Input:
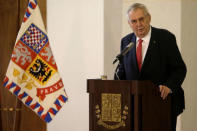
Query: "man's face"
128 8 151 38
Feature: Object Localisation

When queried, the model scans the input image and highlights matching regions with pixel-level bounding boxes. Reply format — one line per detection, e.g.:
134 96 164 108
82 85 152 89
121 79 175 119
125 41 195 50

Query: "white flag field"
3 0 68 123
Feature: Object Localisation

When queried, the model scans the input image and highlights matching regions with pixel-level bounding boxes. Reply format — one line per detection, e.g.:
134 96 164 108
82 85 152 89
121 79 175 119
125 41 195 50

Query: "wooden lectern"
87 79 171 131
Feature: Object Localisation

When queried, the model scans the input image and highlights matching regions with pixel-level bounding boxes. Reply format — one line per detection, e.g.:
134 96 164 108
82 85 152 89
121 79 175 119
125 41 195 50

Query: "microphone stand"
113 53 123 65
113 55 123 80
114 63 120 80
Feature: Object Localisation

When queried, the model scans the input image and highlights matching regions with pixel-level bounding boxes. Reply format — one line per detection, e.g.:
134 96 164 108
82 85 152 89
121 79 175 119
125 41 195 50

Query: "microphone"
113 42 134 64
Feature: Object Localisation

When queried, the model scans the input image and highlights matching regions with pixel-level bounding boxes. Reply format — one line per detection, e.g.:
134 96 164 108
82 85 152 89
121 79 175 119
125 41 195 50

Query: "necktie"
136 39 143 71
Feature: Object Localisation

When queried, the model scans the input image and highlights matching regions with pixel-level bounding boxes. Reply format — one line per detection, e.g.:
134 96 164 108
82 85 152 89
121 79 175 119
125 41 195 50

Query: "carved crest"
95 93 128 130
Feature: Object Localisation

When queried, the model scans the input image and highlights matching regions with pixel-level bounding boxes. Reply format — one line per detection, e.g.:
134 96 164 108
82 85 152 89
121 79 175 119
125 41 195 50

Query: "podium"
87 79 171 131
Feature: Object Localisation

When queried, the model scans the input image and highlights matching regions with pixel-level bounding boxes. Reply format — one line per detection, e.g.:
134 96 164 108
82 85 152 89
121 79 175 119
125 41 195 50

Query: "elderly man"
115 3 186 131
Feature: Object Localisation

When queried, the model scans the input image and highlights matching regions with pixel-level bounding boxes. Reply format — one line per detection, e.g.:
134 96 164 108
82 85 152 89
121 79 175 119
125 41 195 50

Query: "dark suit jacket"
115 27 187 116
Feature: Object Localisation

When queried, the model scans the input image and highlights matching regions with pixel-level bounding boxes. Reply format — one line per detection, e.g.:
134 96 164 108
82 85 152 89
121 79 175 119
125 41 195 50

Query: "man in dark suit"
114 3 187 131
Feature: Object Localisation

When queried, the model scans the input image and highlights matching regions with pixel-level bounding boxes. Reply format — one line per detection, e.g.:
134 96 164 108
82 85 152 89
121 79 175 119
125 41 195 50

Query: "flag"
3 0 68 123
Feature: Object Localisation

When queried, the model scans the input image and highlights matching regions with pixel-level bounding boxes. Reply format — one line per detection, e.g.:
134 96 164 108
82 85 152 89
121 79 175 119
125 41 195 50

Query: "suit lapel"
131 35 138 71
127 34 139 75
140 27 157 74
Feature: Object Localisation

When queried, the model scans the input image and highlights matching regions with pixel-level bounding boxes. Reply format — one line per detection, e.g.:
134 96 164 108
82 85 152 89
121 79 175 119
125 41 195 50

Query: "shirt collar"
136 26 152 43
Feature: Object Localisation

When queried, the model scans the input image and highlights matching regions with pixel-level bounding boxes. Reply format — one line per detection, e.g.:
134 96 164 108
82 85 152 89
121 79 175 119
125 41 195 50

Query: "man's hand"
159 85 171 100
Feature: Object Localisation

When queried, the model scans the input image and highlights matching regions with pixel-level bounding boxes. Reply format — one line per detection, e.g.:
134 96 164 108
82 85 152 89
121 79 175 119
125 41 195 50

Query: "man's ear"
128 19 132 25
148 15 151 23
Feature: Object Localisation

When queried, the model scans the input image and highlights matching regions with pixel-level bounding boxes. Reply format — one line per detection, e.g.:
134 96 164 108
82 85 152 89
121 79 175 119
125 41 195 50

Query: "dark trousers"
171 113 177 131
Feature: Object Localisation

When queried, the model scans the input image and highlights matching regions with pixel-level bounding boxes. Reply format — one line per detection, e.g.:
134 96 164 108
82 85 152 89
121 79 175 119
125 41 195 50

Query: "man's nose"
136 20 142 26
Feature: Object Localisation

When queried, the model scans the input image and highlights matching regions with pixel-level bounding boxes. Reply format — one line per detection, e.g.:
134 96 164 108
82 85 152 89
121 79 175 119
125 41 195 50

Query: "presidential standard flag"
3 0 68 123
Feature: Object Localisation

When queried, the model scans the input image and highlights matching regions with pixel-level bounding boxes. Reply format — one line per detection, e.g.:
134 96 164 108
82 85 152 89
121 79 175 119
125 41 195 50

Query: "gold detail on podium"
95 93 128 129
0 108 22 111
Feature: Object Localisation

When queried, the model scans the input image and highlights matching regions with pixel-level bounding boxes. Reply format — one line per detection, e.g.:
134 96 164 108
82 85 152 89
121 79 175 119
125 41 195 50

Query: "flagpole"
12 97 18 131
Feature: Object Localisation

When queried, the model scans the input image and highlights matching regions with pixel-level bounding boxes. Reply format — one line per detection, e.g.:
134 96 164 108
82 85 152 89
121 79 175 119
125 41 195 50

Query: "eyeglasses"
130 16 145 25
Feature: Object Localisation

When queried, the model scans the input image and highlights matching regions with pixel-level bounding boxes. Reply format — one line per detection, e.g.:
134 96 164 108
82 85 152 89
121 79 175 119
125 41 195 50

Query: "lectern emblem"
95 93 128 129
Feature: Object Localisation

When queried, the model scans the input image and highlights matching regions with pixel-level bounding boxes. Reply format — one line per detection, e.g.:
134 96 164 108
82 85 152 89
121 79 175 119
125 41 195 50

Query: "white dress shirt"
136 28 152 64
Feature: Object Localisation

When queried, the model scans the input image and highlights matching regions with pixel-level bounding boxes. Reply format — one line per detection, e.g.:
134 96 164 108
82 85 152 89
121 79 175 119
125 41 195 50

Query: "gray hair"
127 3 150 20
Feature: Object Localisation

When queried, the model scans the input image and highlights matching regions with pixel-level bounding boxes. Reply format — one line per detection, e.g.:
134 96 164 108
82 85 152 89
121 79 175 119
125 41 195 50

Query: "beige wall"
47 0 104 130
181 0 197 130
104 0 122 79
